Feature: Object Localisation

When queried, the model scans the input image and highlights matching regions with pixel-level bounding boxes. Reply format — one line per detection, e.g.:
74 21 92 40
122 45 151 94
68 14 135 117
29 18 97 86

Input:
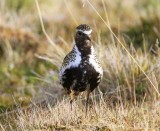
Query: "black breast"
62 55 102 93
61 40 103 93
62 66 88 93
80 61 101 92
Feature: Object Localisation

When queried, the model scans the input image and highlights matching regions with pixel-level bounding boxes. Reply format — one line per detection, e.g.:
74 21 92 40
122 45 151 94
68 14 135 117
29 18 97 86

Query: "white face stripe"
76 29 92 35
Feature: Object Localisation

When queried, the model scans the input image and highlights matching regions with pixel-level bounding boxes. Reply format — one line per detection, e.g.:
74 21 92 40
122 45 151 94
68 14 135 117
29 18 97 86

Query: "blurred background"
0 0 160 113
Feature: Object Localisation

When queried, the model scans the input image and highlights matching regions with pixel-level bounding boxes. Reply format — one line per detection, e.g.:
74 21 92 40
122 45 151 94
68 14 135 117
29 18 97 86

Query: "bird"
59 24 103 115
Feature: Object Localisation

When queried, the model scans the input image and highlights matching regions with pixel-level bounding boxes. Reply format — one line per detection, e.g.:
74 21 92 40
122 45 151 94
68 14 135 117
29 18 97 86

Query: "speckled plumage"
59 24 103 114
59 45 81 85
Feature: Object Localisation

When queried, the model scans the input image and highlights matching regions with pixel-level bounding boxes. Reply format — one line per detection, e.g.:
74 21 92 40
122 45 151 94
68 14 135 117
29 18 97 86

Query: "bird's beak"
86 34 91 41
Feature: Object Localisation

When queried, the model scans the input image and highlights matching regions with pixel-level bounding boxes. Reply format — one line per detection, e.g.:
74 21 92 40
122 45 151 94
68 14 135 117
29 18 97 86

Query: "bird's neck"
75 39 93 56
74 44 94 58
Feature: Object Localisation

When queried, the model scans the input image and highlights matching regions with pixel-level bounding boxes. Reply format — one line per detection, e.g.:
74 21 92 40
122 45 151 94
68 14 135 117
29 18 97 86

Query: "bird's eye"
78 32 82 36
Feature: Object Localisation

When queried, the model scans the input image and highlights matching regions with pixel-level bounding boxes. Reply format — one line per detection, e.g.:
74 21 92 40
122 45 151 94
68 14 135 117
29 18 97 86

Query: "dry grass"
1 95 160 130
0 0 160 130
1 39 160 130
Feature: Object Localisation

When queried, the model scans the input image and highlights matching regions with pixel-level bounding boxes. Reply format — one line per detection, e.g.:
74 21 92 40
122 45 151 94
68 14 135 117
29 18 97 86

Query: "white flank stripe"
89 46 103 75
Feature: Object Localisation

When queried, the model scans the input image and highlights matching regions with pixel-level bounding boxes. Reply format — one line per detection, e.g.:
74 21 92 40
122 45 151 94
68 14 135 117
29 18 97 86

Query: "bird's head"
75 24 92 50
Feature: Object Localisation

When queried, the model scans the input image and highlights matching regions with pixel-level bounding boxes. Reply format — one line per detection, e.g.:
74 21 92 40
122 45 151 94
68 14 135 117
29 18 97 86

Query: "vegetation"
0 0 160 130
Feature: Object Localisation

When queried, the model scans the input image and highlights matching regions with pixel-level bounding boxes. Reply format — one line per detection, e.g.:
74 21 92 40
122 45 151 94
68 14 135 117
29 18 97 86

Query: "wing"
59 51 73 84
59 46 81 85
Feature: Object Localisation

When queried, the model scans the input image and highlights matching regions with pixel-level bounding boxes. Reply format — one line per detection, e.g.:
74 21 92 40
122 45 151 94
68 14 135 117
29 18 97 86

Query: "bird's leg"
70 90 79 110
85 89 90 116
70 89 75 111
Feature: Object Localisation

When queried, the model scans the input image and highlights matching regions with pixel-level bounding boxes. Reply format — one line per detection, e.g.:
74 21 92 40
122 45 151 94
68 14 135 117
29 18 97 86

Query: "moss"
0 105 7 113
6 0 34 11
136 83 147 96
125 17 160 48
